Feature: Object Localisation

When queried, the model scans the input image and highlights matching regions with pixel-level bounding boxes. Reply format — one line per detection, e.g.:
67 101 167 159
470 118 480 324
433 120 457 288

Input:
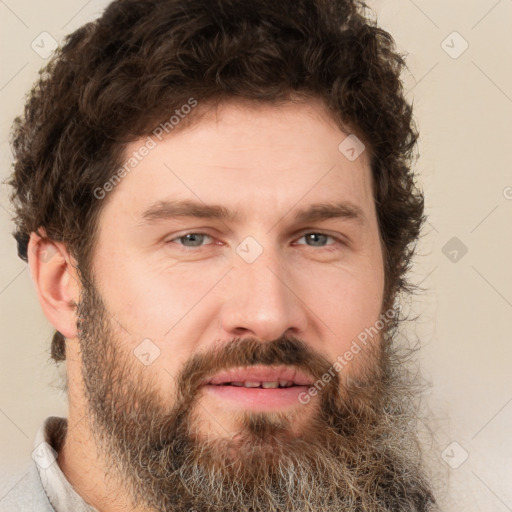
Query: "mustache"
174 335 339 403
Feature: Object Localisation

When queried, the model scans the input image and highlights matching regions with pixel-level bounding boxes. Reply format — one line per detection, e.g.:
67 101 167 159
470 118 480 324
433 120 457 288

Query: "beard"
75 274 437 512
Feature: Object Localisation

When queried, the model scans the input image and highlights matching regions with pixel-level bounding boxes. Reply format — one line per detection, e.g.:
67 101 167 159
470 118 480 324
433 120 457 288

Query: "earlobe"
28 231 80 339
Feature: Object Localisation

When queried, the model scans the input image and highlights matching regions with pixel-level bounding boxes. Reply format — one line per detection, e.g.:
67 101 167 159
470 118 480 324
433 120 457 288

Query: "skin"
29 97 385 511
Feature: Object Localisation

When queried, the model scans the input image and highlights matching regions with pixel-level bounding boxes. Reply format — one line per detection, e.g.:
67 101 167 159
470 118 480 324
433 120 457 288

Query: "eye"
168 232 214 248
166 231 345 251
294 232 341 248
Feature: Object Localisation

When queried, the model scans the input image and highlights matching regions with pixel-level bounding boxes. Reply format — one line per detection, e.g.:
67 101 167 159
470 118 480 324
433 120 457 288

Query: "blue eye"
168 231 342 250
171 233 213 247
295 232 337 247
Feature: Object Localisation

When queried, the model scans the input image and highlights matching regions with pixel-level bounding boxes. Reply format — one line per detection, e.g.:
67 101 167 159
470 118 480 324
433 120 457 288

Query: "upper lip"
202 365 314 386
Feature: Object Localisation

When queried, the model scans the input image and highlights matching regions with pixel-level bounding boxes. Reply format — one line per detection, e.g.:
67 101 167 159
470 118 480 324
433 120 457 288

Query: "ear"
27 231 81 339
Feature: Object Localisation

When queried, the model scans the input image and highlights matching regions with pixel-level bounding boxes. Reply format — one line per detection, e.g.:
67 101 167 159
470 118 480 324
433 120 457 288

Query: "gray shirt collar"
34 417 98 512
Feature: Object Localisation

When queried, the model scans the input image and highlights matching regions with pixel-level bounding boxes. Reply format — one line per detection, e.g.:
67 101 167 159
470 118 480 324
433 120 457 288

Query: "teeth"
261 381 279 388
224 381 296 388
243 381 261 388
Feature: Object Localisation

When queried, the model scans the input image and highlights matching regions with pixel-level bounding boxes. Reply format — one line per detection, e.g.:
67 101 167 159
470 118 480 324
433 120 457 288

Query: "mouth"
201 365 315 411
210 381 299 388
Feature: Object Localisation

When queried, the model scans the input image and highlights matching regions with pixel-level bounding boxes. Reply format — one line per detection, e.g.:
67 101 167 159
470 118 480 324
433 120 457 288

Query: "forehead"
98 98 375 228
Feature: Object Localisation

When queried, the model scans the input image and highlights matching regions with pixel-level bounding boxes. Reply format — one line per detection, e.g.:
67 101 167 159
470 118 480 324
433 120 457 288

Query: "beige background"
1 1 511 510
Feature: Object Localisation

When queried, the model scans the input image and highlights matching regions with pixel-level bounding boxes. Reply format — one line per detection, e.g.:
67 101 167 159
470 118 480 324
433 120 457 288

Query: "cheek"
93 248 224 347
296 256 384 354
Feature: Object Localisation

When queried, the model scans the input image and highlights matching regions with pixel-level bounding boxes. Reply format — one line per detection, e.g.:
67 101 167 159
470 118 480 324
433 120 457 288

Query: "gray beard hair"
76 279 438 512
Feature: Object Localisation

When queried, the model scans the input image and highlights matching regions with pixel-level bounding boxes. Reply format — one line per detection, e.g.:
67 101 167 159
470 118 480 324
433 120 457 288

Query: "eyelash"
167 231 346 250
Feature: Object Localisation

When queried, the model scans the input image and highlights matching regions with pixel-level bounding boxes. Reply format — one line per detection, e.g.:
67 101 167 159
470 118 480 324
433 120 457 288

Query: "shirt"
34 416 97 512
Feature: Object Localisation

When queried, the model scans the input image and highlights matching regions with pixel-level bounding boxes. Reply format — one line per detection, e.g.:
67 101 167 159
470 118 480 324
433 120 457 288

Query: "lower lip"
203 384 311 411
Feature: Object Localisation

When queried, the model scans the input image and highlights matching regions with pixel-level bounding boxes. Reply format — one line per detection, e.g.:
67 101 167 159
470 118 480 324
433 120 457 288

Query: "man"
3 0 437 510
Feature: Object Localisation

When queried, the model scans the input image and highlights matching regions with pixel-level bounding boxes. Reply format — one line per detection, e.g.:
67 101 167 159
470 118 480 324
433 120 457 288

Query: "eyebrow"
139 199 366 227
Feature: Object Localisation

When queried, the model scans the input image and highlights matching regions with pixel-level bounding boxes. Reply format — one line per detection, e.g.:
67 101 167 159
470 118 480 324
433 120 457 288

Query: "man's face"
75 99 432 510
89 97 385 427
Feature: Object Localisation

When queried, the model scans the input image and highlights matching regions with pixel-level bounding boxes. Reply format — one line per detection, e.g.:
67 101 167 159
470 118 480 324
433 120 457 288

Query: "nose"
219 245 308 342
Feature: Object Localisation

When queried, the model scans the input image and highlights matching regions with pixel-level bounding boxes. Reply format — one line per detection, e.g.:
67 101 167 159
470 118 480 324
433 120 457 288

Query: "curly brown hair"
8 0 424 362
